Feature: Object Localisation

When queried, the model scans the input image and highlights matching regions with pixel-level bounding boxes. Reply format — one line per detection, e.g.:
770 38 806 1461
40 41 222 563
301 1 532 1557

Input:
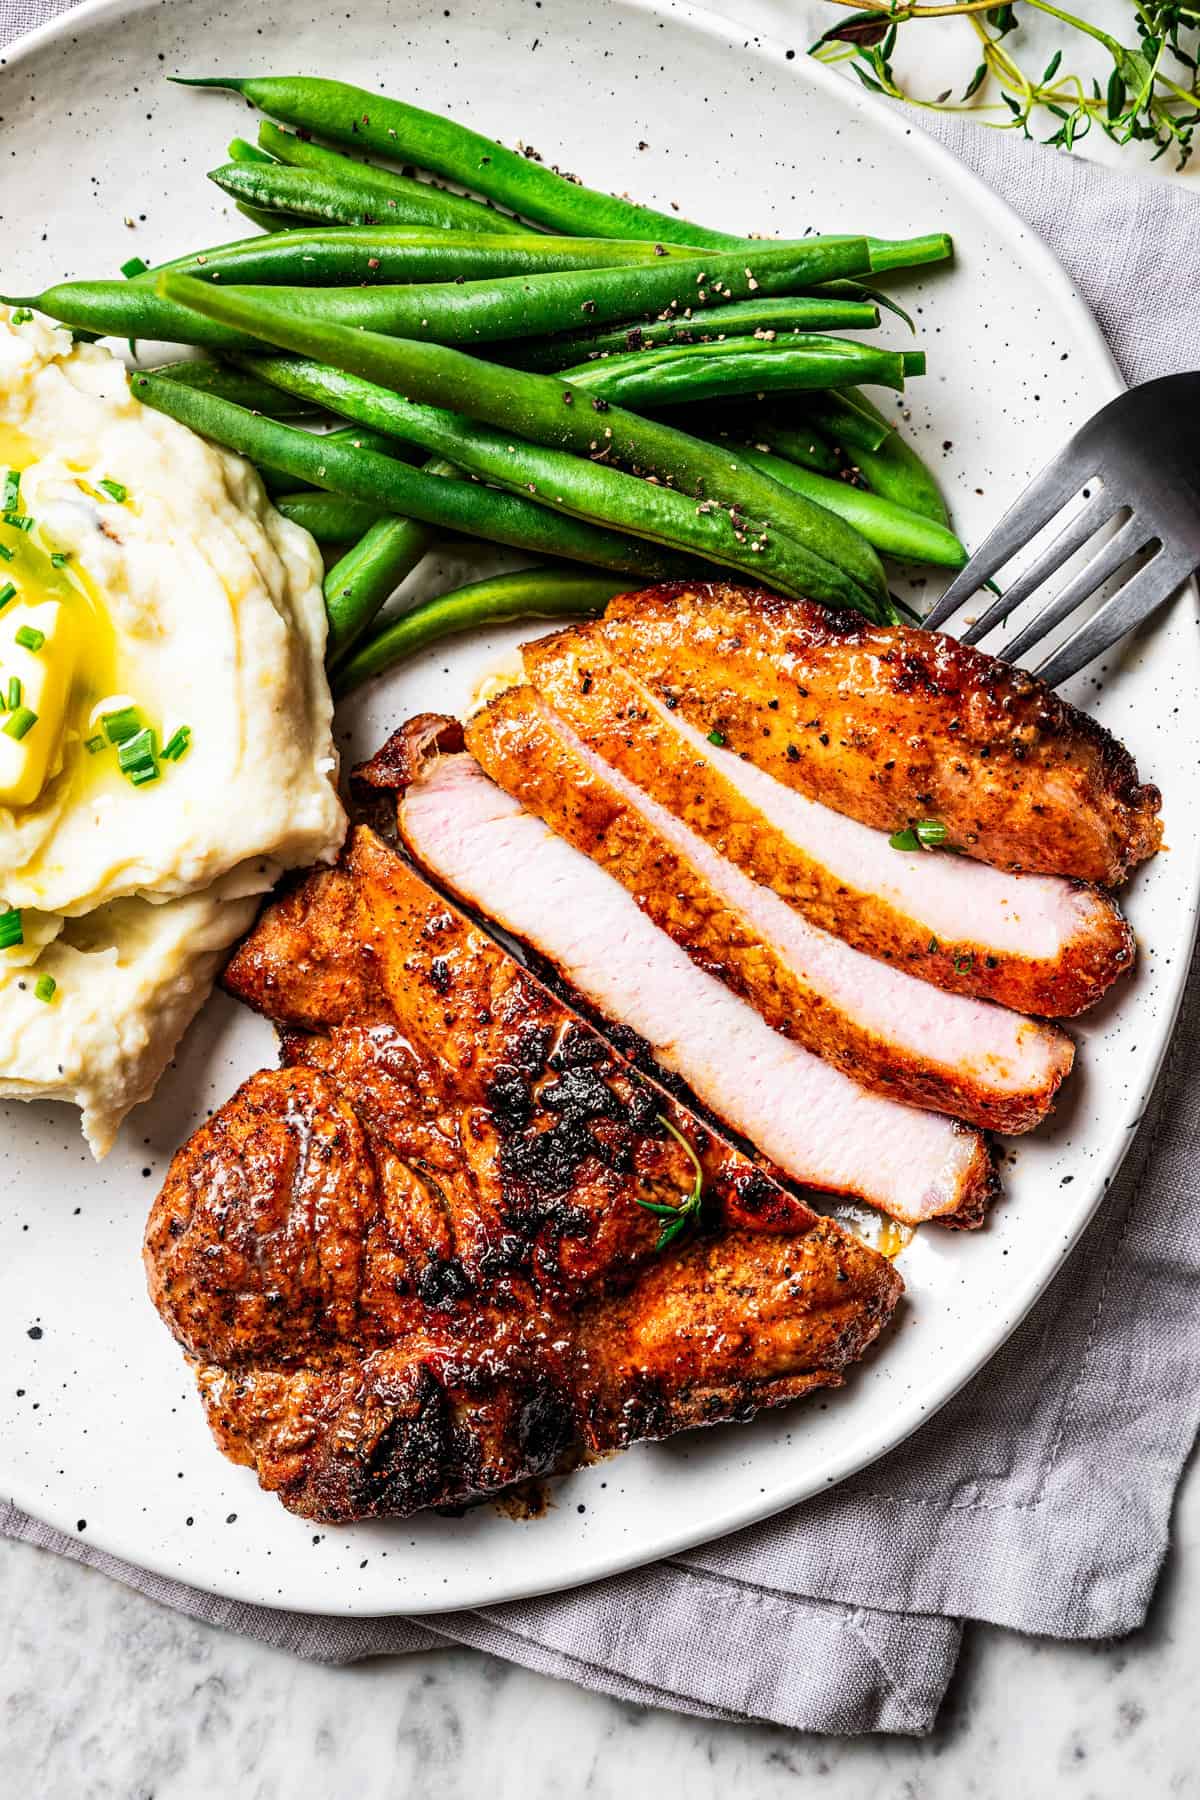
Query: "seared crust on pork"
576 582 1161 884
522 624 1135 1017
394 733 998 1227
145 828 901 1521
465 686 1074 1134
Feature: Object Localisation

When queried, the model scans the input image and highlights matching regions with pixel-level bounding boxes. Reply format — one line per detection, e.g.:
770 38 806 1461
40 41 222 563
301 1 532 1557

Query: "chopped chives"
706 729 725 746
100 704 142 745
0 584 15 611
117 726 159 787
49 551 71 569
120 256 149 279
10 308 33 326
161 724 192 763
84 734 106 754
98 478 129 504
2 514 33 532
117 725 157 769
3 705 37 740
34 973 56 1004
6 676 21 710
0 545 11 562
15 625 44 652
1 471 19 512
890 819 950 853
0 907 22 950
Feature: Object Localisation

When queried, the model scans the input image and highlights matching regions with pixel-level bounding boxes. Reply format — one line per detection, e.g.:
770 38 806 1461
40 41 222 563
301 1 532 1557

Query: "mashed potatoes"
0 309 346 1152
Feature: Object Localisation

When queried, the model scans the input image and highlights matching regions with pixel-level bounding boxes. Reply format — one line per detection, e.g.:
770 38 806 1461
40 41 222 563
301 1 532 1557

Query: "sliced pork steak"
466 686 1074 1135
567 582 1161 884
397 742 997 1228
522 626 1135 1018
145 825 901 1520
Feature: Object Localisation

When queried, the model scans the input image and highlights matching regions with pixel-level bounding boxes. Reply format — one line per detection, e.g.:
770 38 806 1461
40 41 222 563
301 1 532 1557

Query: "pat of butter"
0 599 74 809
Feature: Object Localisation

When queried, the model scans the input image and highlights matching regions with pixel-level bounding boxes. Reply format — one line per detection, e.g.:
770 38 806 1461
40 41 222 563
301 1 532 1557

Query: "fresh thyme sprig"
812 3 1200 168
638 1114 706 1251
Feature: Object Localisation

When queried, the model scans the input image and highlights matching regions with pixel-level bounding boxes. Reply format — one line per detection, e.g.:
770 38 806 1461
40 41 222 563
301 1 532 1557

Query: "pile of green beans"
132 371 712 583
153 275 892 615
13 69 965 681
237 353 873 607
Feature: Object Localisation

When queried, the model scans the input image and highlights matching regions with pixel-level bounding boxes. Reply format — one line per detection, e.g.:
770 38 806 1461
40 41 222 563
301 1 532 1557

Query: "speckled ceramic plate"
1 0 1196 1617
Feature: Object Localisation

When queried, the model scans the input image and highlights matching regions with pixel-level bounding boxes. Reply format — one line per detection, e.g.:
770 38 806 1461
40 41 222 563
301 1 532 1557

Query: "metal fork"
921 372 1200 687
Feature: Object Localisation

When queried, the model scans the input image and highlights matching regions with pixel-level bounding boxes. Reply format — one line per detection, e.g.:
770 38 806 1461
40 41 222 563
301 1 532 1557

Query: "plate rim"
1 0 1194 1616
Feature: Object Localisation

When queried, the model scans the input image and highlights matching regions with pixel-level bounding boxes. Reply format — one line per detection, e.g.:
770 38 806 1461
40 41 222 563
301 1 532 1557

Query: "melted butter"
0 427 120 813
829 1196 915 1260
0 423 38 470
876 1218 915 1260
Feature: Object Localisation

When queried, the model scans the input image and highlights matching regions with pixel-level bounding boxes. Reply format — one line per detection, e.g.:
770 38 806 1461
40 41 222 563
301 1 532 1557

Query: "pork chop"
556 581 1161 883
521 624 1135 1016
395 736 996 1227
145 826 901 1520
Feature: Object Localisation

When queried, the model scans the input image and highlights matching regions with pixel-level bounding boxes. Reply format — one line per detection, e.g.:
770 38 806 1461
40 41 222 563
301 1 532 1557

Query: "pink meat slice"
465 688 1074 1135
521 631 1134 1019
399 752 997 1228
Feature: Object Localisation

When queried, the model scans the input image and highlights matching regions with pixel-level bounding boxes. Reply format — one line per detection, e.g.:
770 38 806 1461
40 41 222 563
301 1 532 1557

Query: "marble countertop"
4 1443 1198 1795
4 0 1199 1790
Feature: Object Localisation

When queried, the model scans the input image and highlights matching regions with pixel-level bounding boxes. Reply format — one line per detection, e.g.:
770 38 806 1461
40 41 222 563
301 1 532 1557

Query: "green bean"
557 338 925 408
794 391 894 455
228 136 277 165
244 354 872 605
334 567 630 696
208 158 530 235
325 514 433 659
256 121 526 235
321 422 420 458
864 235 954 273
748 417 843 469
64 227 718 300
736 448 965 567
275 492 388 540
176 74 741 245
495 294 881 371
820 279 914 332
129 373 708 584
236 202 293 234
178 237 876 350
824 387 951 527
16 236 872 353
156 272 889 613
148 357 319 414
652 401 842 476
257 422 422 497
177 77 954 273
0 281 265 347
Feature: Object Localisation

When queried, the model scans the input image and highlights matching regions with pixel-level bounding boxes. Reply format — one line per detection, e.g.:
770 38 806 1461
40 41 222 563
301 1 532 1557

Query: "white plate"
1 0 1196 1618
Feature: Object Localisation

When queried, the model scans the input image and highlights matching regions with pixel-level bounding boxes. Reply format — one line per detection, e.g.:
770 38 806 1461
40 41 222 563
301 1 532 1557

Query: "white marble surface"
3 1440 1199 1794
4 0 1200 1787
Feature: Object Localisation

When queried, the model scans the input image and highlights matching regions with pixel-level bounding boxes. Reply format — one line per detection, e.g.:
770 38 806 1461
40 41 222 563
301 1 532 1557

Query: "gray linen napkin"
3 0 1200 1736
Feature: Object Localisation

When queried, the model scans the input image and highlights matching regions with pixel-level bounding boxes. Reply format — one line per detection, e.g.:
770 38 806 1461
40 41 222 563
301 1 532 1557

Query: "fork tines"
921 374 1200 688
